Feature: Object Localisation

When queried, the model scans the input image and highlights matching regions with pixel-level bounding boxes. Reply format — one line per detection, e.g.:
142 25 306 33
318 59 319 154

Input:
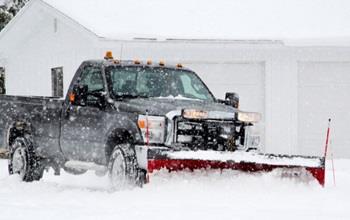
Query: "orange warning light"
104 51 113 60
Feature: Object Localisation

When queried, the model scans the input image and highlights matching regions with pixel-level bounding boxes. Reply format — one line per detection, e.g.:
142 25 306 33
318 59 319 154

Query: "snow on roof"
42 0 350 42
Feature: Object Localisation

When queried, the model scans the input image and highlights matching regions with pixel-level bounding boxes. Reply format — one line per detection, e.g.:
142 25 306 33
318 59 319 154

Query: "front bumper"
134 145 326 186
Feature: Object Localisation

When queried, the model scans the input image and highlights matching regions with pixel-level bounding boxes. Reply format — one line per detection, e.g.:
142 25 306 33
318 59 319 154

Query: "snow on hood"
42 0 350 41
156 95 203 102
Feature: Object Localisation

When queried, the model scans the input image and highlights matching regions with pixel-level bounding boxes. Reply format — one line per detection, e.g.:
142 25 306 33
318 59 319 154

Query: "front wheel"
108 143 143 190
8 137 44 182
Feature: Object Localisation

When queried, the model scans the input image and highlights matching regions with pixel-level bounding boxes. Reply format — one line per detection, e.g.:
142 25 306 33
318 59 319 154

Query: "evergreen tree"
0 0 29 31
0 8 13 30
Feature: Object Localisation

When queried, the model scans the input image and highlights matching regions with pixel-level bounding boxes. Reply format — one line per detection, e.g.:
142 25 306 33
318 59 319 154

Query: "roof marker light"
159 60 165 66
176 63 183 68
134 60 141 65
104 51 113 60
147 60 152 65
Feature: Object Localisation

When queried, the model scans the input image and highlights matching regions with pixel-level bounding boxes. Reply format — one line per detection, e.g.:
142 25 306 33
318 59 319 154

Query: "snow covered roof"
42 0 350 42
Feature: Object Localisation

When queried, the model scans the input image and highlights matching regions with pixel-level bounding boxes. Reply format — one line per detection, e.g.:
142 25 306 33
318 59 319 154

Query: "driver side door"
61 64 107 163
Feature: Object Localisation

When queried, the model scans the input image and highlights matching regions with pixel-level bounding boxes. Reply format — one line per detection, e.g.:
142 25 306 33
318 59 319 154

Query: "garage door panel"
298 62 350 158
299 62 350 85
300 137 350 156
299 86 349 109
192 64 263 85
185 63 265 113
207 83 264 111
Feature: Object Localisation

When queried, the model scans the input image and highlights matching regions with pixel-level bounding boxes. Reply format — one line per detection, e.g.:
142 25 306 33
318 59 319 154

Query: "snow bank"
42 0 350 40
0 159 349 220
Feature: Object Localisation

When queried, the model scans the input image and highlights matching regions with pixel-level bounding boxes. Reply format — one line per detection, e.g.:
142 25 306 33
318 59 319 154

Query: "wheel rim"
12 145 27 178
110 149 127 189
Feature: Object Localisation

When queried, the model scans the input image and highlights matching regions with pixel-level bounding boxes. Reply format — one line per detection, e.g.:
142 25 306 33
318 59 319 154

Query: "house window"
0 67 5 95
53 18 58 33
51 67 63 97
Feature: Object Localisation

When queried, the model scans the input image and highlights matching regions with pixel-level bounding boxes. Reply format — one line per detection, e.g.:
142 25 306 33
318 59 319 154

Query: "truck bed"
0 95 64 157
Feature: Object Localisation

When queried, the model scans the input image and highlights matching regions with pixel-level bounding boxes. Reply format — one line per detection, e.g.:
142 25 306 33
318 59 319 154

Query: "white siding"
298 62 350 158
0 1 98 96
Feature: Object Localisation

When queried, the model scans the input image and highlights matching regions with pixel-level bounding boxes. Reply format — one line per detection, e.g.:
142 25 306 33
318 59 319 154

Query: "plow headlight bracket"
237 112 261 123
138 115 166 144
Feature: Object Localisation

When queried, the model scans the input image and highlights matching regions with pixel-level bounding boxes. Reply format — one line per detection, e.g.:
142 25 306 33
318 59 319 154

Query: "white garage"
298 62 350 157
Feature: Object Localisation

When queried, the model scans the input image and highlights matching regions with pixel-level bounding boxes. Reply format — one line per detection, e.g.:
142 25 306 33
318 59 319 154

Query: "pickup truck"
0 53 261 189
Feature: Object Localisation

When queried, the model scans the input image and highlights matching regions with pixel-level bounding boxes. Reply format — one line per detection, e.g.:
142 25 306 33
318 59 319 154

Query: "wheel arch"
105 128 137 162
7 120 34 149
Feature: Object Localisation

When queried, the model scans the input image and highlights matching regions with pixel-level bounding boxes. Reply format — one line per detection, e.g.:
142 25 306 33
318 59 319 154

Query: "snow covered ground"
0 159 349 220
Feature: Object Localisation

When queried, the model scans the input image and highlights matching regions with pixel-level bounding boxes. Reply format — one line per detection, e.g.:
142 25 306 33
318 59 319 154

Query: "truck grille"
175 119 237 150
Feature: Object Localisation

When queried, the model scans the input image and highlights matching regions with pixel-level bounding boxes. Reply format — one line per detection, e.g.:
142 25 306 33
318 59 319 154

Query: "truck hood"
116 97 237 119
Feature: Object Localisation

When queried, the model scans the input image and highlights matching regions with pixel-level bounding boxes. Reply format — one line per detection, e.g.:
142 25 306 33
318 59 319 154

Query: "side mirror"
87 90 107 109
225 92 239 109
69 84 88 106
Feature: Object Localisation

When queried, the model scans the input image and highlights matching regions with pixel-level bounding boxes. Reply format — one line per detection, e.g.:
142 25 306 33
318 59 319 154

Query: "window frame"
0 67 5 95
79 65 105 93
74 63 108 108
51 67 64 97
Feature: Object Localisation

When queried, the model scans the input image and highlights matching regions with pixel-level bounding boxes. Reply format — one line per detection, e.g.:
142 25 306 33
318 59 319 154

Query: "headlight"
237 112 261 123
137 115 166 144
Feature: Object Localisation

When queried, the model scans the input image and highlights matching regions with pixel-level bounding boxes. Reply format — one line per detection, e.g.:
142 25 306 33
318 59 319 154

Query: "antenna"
120 43 124 60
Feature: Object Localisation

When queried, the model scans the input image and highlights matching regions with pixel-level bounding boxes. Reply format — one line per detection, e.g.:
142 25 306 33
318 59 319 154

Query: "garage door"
184 62 265 147
298 62 350 158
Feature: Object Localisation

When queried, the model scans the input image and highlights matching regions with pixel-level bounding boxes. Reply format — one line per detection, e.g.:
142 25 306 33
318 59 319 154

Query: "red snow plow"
136 147 325 186
135 115 329 187
135 109 330 187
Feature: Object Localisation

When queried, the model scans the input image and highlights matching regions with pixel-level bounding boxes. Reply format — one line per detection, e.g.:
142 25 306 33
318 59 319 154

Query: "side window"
80 66 104 92
0 67 5 95
77 66 105 107
51 67 63 97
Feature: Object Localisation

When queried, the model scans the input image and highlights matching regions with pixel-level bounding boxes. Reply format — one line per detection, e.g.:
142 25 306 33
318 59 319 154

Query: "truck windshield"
106 66 215 101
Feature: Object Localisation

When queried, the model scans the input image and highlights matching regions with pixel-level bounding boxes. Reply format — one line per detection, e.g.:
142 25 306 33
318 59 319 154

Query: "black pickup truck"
0 54 261 189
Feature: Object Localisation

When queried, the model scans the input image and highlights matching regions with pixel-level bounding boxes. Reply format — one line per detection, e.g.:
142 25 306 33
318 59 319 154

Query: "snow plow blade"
140 147 325 186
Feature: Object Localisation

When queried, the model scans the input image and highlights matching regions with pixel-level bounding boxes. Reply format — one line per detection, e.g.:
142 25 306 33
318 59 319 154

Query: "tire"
8 137 44 182
108 143 143 190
